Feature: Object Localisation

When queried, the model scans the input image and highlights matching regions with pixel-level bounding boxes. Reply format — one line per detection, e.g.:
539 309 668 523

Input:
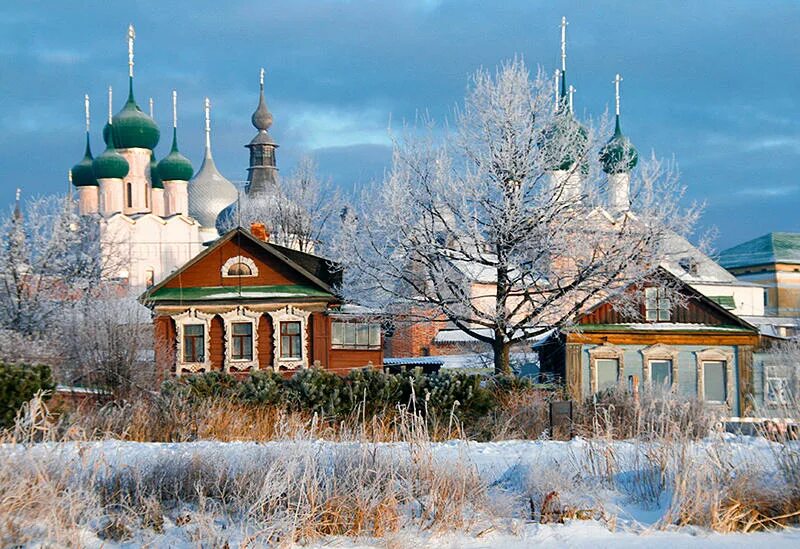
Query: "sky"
1 0 798 250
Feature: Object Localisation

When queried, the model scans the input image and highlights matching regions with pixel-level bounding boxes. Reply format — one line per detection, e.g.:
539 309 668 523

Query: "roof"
660 232 740 285
145 284 332 303
577 323 752 333
139 227 342 306
383 357 445 366
718 232 800 269
188 149 238 228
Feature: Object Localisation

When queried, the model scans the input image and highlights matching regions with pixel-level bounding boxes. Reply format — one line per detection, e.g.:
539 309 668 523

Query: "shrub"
0 363 55 428
161 371 239 402
343 367 403 416
285 369 349 416
237 370 286 406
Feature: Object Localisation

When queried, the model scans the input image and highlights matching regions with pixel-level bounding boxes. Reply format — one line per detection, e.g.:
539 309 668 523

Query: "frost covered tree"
217 157 342 254
333 60 697 374
0 193 112 336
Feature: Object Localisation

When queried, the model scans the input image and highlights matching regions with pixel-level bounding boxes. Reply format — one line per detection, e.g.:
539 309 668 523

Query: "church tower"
71 94 99 215
542 17 587 205
599 73 639 214
158 90 194 216
94 86 130 215
245 68 279 196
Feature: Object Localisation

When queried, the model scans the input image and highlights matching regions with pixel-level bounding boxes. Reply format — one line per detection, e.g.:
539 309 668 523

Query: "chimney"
250 222 269 242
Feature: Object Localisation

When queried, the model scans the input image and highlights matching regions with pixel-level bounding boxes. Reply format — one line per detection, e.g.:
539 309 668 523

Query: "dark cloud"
1 0 798 248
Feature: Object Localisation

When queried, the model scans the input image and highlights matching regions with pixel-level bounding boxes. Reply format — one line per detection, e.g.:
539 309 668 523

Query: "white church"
69 26 251 289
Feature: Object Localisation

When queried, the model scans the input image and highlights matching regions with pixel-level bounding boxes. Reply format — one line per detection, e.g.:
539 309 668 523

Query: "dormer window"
645 287 670 322
221 256 259 278
678 257 698 275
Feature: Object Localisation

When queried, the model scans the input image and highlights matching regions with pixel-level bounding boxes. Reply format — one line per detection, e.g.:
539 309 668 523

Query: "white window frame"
172 308 214 375
766 377 789 406
641 343 680 390
220 306 261 373
267 305 311 371
695 348 735 407
645 287 671 322
588 343 625 394
331 320 382 350
221 255 259 278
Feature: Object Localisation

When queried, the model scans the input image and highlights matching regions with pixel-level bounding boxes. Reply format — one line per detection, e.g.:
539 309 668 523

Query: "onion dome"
189 149 238 227
540 109 588 171
72 134 98 187
110 78 160 150
158 127 194 181
149 152 163 189
92 126 129 180
600 116 638 174
188 98 237 228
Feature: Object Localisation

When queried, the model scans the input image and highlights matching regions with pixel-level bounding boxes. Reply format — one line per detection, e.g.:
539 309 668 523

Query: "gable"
578 268 754 330
162 236 314 289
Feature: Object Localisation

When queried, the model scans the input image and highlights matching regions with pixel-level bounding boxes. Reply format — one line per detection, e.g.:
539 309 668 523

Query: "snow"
4 436 798 546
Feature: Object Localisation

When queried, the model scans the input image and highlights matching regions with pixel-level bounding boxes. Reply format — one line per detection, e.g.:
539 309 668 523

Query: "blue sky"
1 0 798 250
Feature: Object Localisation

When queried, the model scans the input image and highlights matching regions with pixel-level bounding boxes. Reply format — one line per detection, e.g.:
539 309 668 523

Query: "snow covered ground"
2 436 800 547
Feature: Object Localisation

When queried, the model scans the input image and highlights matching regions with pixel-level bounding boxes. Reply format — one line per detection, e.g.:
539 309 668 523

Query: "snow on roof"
660 232 740 285
434 327 555 346
383 357 445 366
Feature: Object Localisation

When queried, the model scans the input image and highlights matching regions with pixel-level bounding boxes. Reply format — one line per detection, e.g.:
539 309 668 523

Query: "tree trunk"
493 334 512 375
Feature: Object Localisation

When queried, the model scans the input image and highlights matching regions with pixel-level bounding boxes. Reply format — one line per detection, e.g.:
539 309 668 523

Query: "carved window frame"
641 343 680 390
695 348 735 408
172 308 214 375
267 305 311 371
219 306 261 373
588 343 625 394
221 255 259 278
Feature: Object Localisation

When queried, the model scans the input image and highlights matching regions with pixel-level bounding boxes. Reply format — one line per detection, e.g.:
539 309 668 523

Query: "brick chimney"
250 222 270 242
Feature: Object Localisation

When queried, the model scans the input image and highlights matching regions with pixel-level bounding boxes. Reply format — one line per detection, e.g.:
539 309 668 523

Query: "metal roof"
718 232 800 269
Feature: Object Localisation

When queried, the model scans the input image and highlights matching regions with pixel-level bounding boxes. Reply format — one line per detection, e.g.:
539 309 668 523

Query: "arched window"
228 262 252 276
126 182 133 208
221 256 258 278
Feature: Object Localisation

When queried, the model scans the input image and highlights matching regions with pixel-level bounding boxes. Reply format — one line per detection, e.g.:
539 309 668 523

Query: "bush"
285 369 349 416
344 367 403 416
0 363 55 428
161 371 240 402
237 370 286 406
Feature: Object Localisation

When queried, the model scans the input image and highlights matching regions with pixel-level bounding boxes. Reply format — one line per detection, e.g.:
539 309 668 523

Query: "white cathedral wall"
99 178 124 215
78 186 99 215
101 213 203 289
118 148 152 215
163 180 188 216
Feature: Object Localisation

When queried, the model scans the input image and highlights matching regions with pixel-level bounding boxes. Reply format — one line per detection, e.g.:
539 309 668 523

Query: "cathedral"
69 26 278 289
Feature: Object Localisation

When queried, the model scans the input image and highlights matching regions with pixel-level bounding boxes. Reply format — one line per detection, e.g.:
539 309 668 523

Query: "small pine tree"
0 362 55 428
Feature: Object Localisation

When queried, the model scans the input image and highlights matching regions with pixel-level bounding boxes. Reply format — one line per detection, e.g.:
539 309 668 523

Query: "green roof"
718 232 800 269
144 284 333 303
708 295 736 310
157 127 194 181
110 77 160 150
599 115 638 174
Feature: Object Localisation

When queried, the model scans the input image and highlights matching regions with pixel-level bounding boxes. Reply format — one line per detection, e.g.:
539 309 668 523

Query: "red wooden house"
140 226 383 381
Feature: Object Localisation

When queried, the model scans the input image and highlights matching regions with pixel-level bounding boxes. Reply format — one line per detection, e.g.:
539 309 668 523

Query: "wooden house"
140 226 383 380
539 268 760 416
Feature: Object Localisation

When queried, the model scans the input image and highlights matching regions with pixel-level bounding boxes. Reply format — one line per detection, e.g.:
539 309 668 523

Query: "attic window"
221 256 259 278
645 287 671 322
679 257 698 275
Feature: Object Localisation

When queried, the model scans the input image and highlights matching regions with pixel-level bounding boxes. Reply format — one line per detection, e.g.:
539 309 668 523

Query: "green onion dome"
540 109 588 172
71 133 98 187
92 128 129 180
157 127 194 181
600 115 638 174
110 78 160 150
149 151 163 189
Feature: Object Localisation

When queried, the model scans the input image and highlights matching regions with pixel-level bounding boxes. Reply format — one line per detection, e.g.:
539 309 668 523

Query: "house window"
650 359 672 389
645 287 671 321
228 262 252 276
702 360 727 402
331 321 382 349
596 358 619 392
280 321 302 359
126 182 133 208
183 324 205 363
221 256 259 278
678 257 698 275
231 322 253 361
766 377 789 406
145 268 155 288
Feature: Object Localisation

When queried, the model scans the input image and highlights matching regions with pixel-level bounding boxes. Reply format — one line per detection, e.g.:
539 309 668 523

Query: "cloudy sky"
1 0 798 250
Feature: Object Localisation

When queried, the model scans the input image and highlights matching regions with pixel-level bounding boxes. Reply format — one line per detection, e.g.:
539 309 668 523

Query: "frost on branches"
217 157 342 254
333 60 699 374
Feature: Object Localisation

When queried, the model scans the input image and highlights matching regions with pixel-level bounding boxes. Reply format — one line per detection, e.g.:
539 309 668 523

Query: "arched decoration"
171 308 214 375
267 305 311 371
219 306 261 373
588 343 625 394
695 348 735 408
221 255 258 278
640 343 680 390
